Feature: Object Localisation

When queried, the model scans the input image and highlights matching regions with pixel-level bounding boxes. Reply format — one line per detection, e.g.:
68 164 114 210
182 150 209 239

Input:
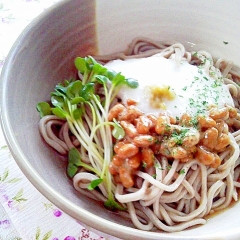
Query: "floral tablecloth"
0 1 120 239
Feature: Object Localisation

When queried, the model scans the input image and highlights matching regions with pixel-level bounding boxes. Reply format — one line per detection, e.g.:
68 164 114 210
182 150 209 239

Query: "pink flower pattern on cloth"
0 0 121 239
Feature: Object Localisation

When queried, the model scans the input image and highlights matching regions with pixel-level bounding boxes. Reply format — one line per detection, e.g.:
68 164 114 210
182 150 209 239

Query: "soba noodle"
38 37 240 232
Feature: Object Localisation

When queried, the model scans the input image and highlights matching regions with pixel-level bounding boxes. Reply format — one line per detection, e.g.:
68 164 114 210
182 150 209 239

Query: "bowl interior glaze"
1 0 240 239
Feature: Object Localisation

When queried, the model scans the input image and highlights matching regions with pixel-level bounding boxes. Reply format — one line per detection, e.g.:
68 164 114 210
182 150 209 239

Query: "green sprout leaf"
67 163 78 178
74 57 87 73
51 95 65 107
68 80 83 97
68 147 82 166
125 78 139 89
36 102 52 118
93 62 107 75
67 148 81 178
51 106 67 119
112 119 125 140
55 84 68 95
106 69 117 80
95 75 109 84
70 97 85 105
104 199 126 211
85 56 96 70
87 178 103 190
67 148 100 178
112 73 125 87
80 82 95 101
72 108 83 120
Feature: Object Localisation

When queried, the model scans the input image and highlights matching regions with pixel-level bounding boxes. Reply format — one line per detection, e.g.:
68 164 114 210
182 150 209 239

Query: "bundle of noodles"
37 37 240 232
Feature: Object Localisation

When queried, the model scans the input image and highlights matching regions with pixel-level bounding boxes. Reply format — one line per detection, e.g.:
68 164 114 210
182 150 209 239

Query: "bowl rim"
1 1 240 239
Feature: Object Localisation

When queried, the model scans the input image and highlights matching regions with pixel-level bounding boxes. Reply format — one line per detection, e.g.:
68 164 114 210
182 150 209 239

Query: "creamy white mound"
105 55 233 117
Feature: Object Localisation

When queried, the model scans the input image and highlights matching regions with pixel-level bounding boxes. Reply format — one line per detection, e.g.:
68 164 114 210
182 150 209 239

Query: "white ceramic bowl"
1 0 240 239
